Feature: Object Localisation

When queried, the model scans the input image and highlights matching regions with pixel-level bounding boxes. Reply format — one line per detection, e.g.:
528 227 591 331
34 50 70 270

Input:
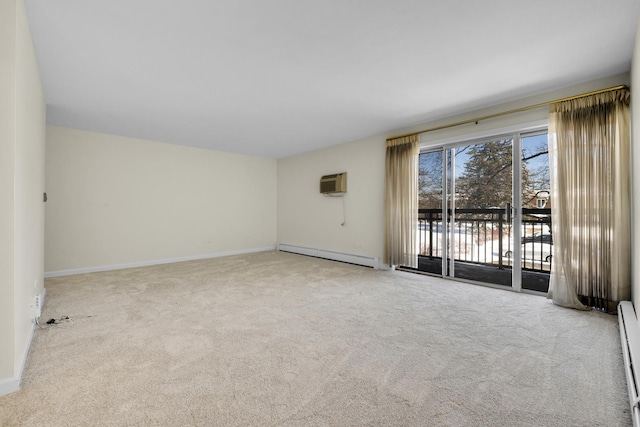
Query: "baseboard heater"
618 301 640 427
277 243 379 269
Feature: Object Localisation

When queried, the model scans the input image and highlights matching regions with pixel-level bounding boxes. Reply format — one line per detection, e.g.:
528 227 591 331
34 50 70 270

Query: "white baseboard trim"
277 243 380 269
0 289 45 397
44 246 276 278
0 376 19 397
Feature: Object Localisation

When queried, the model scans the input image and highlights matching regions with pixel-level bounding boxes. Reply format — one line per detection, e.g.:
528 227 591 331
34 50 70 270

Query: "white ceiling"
25 0 640 159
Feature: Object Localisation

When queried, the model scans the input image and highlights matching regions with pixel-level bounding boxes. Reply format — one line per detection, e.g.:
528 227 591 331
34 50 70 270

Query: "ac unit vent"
320 172 347 194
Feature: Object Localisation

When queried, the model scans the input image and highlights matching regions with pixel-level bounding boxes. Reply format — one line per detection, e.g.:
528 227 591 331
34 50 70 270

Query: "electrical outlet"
33 294 41 319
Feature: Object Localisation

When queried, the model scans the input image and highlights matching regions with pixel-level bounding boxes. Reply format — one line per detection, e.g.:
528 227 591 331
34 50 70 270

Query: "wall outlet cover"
33 295 41 318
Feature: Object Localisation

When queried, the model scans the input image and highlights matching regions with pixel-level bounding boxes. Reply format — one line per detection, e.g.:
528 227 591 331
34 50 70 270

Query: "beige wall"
45 127 277 273
277 136 386 260
277 74 629 266
0 0 18 382
0 0 45 391
631 16 640 312
14 0 45 375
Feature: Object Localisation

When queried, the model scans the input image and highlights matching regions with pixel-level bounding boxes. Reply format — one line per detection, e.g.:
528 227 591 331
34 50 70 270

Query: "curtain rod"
386 84 629 141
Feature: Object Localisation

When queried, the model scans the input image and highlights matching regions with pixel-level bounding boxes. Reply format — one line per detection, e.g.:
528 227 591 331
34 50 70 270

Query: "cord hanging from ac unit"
323 193 346 226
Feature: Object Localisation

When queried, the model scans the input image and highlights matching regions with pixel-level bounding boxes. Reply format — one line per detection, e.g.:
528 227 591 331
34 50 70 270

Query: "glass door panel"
448 139 514 287
417 150 444 275
520 133 551 292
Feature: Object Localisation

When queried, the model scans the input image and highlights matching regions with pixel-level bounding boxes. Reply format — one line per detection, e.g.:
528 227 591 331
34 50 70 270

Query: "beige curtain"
384 135 419 268
547 88 630 312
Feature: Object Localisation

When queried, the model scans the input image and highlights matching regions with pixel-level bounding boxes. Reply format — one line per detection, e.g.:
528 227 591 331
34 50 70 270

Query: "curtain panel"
547 88 631 311
384 135 419 268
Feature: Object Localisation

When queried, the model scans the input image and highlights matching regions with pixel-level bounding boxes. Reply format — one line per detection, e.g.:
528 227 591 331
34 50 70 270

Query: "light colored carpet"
0 251 631 426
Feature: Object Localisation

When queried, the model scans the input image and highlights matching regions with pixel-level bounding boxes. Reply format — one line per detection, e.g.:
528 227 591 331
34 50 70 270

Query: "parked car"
521 233 553 245
505 233 553 263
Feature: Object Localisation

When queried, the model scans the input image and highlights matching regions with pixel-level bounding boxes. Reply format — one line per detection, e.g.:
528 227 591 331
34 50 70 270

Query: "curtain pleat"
547 88 630 311
384 135 419 268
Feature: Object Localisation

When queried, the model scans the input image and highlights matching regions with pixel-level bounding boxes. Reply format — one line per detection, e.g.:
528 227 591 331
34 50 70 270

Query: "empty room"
2 0 640 425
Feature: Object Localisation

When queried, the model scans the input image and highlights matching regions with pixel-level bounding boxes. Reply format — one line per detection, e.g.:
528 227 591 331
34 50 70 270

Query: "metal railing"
418 208 552 272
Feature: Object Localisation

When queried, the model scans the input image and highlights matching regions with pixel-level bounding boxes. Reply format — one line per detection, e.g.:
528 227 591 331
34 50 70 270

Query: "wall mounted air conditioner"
320 172 347 194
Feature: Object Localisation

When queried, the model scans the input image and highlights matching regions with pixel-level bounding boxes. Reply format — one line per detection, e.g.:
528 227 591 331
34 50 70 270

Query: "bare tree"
418 151 443 209
456 140 518 208
418 141 549 209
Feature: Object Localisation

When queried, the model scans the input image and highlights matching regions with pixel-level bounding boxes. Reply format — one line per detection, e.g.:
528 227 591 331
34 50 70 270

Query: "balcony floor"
416 256 550 293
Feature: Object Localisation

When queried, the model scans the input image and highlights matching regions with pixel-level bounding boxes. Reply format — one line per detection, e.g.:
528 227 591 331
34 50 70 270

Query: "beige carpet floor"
0 251 631 426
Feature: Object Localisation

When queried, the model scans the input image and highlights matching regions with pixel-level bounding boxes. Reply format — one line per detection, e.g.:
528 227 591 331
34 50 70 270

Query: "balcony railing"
418 208 552 273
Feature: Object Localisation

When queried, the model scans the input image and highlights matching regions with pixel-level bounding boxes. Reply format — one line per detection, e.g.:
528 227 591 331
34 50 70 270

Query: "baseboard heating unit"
277 244 379 269
618 301 640 427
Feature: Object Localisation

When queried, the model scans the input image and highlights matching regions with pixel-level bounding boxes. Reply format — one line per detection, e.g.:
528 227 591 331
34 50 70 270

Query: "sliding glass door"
416 130 551 292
